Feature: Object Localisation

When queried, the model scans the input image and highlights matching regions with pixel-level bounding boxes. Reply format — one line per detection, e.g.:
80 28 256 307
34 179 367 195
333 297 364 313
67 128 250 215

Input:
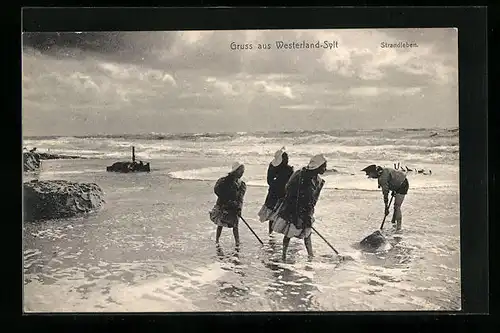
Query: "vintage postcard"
22 28 460 312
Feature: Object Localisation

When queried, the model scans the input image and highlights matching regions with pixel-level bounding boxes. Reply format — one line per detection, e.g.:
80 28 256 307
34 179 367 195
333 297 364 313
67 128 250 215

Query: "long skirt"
269 201 313 239
257 204 275 222
209 204 239 228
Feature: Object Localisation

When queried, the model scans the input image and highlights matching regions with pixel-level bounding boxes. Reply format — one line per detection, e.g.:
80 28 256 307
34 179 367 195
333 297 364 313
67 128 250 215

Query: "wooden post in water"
132 146 136 163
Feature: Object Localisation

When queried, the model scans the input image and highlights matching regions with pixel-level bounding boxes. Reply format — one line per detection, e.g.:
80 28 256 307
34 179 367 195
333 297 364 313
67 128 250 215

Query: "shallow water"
23 157 460 312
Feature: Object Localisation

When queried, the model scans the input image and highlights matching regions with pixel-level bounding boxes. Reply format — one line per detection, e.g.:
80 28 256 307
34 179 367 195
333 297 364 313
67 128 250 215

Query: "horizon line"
22 126 459 139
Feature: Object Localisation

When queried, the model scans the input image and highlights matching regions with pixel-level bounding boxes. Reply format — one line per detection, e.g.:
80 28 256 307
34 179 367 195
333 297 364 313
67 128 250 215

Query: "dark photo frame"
18 6 489 332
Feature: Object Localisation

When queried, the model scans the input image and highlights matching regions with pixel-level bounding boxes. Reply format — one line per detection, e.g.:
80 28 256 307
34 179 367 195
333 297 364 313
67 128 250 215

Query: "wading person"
270 154 327 261
258 147 294 234
209 162 247 246
361 164 409 232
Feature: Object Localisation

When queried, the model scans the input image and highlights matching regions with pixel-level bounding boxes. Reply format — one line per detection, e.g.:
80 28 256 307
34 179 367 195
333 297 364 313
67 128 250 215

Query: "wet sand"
23 158 460 312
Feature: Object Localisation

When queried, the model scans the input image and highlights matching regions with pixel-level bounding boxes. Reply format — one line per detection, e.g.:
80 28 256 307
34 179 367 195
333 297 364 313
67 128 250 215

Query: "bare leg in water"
393 194 405 231
268 221 273 234
282 236 291 261
215 226 223 244
304 235 313 259
233 226 240 246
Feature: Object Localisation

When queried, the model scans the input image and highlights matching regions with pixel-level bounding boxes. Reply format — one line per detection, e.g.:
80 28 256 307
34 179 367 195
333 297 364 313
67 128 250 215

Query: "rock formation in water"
23 152 41 172
36 152 84 160
24 147 84 160
23 180 105 222
106 161 151 173
106 146 151 173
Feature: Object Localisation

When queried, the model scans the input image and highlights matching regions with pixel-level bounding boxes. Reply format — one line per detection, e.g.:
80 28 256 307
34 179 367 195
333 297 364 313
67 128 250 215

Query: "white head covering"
270 147 286 167
306 154 327 170
230 161 244 173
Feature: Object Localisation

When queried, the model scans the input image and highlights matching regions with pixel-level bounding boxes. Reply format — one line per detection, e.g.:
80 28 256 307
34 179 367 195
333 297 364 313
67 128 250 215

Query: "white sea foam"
168 164 458 192
23 129 459 164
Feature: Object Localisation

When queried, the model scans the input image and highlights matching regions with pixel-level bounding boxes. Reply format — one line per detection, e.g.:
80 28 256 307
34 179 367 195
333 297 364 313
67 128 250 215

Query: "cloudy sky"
22 28 458 136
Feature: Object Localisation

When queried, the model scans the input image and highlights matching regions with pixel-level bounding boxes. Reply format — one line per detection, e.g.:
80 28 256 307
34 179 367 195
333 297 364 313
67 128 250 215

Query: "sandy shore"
23 158 460 312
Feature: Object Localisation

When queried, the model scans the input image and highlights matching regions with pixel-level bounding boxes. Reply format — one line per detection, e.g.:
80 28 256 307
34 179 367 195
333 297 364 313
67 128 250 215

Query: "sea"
22 127 461 312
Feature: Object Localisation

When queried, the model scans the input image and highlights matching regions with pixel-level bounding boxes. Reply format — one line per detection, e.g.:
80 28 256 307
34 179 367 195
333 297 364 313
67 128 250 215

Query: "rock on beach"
359 230 388 252
23 180 105 222
106 161 151 173
23 150 84 173
36 152 83 160
23 152 41 172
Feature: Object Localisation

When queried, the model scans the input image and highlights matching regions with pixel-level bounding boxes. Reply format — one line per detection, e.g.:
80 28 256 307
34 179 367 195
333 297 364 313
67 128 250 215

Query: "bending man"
362 164 409 232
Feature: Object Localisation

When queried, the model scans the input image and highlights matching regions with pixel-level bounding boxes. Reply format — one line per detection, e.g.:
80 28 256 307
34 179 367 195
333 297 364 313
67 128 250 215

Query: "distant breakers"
380 41 419 48
230 40 339 51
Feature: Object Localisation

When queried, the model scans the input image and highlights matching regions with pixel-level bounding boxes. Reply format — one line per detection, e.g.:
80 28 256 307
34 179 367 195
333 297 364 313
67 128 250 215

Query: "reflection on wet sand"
263 260 318 311
265 236 279 257
364 236 414 269
215 245 250 300
216 245 243 270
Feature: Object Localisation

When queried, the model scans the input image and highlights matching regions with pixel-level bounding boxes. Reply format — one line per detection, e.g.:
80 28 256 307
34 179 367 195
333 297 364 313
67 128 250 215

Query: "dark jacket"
277 167 325 229
264 163 294 209
214 175 246 214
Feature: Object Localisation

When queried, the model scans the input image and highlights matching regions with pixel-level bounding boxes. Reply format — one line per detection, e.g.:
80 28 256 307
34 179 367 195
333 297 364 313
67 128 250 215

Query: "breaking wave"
168 165 458 192
24 127 458 142
23 128 459 165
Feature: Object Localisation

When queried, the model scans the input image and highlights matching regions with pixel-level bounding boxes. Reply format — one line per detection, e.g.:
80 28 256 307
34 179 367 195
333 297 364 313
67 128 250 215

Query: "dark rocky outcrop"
24 152 41 172
37 152 84 160
359 230 387 252
24 147 84 160
23 180 105 222
106 161 151 173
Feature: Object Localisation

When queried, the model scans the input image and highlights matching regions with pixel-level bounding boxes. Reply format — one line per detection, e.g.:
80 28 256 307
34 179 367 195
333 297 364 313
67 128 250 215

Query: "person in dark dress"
209 162 247 246
258 147 294 234
270 154 327 261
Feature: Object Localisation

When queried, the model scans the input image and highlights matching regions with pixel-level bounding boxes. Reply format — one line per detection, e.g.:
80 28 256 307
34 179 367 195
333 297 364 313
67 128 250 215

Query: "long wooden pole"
239 215 264 245
379 195 394 230
312 226 339 255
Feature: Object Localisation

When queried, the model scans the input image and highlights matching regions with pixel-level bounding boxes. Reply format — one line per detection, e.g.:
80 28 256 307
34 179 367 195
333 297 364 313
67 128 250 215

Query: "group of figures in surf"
209 147 410 261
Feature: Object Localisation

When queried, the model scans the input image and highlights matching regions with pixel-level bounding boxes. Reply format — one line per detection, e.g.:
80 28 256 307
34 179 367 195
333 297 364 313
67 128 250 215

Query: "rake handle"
379 195 395 230
312 226 339 255
239 215 264 245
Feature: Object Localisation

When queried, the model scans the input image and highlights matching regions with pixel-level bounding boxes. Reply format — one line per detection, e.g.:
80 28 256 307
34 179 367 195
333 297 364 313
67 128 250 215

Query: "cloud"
348 86 423 97
22 28 458 136
254 80 295 99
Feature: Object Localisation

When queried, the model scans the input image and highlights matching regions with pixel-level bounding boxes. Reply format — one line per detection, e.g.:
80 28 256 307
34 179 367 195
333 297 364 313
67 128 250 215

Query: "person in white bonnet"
209 162 247 246
258 147 294 234
269 154 327 261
